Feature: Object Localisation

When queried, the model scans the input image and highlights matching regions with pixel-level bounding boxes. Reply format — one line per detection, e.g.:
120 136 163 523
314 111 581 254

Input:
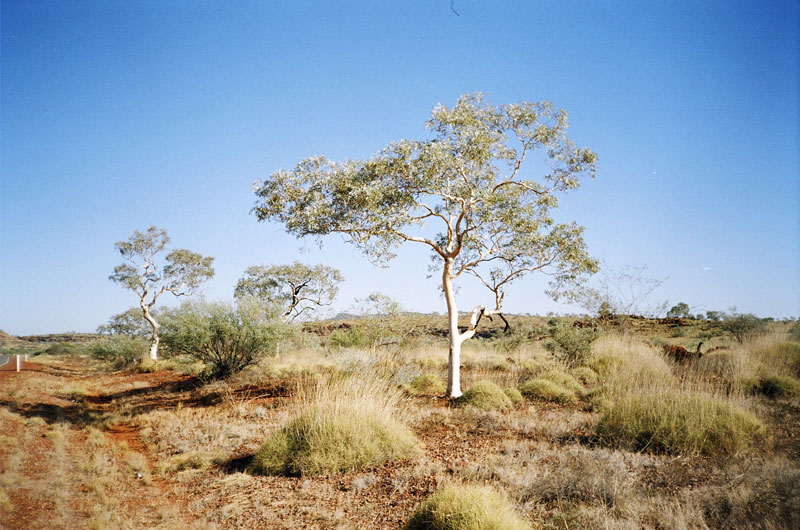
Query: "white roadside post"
16 354 21 372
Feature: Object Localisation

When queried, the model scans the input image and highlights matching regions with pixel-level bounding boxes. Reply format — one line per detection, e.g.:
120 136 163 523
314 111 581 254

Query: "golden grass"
250 373 422 476
406 483 531 530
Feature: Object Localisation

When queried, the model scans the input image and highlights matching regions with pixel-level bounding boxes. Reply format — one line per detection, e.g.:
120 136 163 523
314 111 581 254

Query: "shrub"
504 387 524 404
406 373 447 396
595 390 769 455
544 319 598 367
160 300 288 378
406 484 531 530
721 313 768 343
40 342 77 356
250 375 421 476
87 335 149 365
519 379 577 404
328 326 368 349
454 381 513 411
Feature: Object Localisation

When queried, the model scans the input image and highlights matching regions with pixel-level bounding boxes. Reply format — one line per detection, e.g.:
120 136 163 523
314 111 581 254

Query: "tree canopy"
253 93 598 397
234 262 343 322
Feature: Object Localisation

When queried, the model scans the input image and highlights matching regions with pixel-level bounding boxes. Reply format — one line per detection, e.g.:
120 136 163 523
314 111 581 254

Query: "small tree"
721 312 768 343
253 93 597 398
666 302 692 319
234 262 343 322
160 299 286 378
109 226 214 361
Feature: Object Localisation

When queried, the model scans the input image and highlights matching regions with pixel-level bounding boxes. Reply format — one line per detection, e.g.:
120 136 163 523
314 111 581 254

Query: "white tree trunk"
443 259 463 398
140 302 160 362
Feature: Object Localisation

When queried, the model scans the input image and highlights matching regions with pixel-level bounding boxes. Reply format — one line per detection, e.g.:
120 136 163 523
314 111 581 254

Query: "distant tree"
705 310 723 323
234 262 343 322
569 263 668 321
253 93 598 398
109 226 214 361
721 312 768 343
666 302 692 319
97 307 152 337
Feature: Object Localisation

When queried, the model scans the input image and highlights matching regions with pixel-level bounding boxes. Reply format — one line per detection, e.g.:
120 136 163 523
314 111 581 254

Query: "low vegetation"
1 315 798 528
250 374 421 476
406 484 531 530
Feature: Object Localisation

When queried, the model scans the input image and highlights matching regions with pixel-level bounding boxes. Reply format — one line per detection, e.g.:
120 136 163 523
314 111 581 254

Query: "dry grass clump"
406 483 531 530
250 374 421 476
519 379 577 404
595 389 769 455
406 373 447 395
454 381 513 411
702 457 800 529
749 375 800 399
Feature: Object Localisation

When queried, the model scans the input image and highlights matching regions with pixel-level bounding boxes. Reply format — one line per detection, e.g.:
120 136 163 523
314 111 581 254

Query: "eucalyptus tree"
253 93 598 397
234 262 344 322
109 226 215 361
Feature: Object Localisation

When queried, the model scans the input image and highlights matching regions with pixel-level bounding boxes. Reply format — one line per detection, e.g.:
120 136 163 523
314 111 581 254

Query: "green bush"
721 313 768 343
250 376 421 476
595 390 769 455
406 373 447 396
40 342 77 356
572 366 599 385
328 326 368 349
519 379 577 404
160 300 288 378
544 319 598 367
87 335 149 365
539 369 585 396
406 484 531 530
454 381 512 411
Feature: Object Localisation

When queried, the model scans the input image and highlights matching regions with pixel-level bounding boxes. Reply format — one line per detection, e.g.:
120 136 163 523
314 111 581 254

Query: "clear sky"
1 1 798 335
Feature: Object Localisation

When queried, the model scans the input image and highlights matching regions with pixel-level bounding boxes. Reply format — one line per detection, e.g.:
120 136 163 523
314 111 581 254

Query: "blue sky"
1 1 798 335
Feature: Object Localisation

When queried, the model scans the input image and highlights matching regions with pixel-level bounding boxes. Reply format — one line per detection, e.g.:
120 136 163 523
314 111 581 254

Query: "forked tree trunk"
140 303 160 362
443 259 463 398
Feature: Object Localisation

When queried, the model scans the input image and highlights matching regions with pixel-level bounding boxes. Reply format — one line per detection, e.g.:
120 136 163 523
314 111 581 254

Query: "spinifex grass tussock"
519 379 577 404
751 375 800 399
406 373 447 395
504 387 523 404
406 483 531 530
595 389 770 455
454 380 513 411
250 373 422 476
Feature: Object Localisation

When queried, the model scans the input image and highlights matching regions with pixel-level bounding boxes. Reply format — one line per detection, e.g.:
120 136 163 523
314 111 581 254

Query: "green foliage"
406 484 531 530
595 391 769 455
87 335 149 365
543 318 598 367
572 366 599 385
666 302 692 319
328 326 368 349
160 300 287 378
250 376 421 476
39 342 77 356
406 374 447 396
234 262 343 322
96 307 151 337
454 381 513 411
519 379 577 404
721 312 768 343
